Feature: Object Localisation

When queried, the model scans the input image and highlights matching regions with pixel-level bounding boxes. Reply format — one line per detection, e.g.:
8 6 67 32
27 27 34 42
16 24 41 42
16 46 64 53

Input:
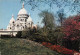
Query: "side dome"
27 16 32 22
9 14 15 23
18 8 27 15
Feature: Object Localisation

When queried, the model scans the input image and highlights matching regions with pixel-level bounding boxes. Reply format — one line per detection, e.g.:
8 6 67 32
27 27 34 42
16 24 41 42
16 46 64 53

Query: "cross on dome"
12 14 14 17
18 2 27 15
22 2 24 8
9 14 15 24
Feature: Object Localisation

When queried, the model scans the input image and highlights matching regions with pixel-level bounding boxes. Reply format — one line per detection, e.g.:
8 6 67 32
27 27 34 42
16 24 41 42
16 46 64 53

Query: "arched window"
23 26 24 28
21 19 22 21
13 21 14 23
28 23 30 25
17 25 19 27
23 19 24 21
25 25 26 27
10 27 11 29
17 19 19 20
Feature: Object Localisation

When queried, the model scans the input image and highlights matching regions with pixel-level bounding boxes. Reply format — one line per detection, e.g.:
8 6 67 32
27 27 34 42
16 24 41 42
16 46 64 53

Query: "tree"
16 31 22 38
62 15 80 51
22 29 27 38
53 27 65 45
57 9 66 26
39 11 55 30
20 0 80 13
22 28 32 38
62 15 80 40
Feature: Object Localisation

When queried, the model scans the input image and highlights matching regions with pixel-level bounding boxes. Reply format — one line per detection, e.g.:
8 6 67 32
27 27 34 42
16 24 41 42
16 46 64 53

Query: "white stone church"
7 2 33 31
0 2 37 36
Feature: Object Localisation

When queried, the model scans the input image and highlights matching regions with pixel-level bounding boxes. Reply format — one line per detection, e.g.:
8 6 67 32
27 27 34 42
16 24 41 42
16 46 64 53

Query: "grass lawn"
0 38 61 55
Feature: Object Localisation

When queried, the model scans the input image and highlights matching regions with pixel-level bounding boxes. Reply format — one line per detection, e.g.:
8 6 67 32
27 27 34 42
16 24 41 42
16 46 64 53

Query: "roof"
18 2 27 15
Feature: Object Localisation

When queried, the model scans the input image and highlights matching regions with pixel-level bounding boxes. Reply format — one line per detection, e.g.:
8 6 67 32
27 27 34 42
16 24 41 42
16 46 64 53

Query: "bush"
62 15 80 51
16 31 22 38
42 42 79 55
62 15 80 41
1 35 11 38
21 26 64 45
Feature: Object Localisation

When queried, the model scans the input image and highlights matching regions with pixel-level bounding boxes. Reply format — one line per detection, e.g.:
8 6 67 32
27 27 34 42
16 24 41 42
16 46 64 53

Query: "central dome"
18 2 27 15
18 8 27 15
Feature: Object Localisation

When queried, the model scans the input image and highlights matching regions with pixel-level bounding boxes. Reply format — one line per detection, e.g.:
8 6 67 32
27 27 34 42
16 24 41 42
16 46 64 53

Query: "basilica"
0 2 36 36
7 2 33 31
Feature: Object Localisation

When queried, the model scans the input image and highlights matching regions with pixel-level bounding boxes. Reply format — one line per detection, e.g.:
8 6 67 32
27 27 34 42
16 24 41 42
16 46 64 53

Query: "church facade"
7 2 33 31
0 2 37 36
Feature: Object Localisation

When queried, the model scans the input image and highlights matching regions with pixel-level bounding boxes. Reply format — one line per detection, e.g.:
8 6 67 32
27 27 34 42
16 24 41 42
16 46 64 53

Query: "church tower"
27 13 33 28
7 14 15 30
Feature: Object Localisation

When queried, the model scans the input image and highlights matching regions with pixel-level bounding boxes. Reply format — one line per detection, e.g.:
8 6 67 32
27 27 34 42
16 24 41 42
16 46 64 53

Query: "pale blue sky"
0 0 77 29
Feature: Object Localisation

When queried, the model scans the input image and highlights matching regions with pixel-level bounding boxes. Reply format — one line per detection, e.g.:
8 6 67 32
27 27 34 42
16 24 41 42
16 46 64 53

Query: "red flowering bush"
62 15 80 40
42 42 52 47
42 42 79 55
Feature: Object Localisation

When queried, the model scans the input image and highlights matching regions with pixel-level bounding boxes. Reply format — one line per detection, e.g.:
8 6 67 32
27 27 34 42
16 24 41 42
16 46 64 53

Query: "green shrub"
16 31 22 38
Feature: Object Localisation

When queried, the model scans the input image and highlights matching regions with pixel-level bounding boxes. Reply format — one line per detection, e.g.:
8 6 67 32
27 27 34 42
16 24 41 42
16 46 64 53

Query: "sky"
0 0 78 29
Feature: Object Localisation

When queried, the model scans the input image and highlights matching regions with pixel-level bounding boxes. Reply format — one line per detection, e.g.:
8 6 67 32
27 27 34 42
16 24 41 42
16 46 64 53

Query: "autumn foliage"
62 15 80 40
42 42 79 55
